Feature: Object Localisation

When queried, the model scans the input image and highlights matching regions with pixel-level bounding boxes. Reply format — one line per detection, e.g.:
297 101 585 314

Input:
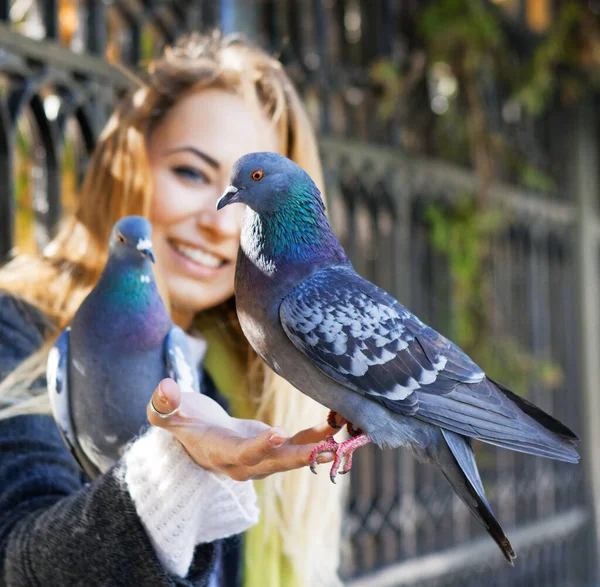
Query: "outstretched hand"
147 378 337 481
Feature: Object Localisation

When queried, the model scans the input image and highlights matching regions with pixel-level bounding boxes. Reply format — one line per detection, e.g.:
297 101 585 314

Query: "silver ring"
149 397 179 419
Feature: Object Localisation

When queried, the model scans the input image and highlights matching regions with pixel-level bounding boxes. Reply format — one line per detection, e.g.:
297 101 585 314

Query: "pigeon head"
109 216 155 264
217 152 347 268
217 152 323 216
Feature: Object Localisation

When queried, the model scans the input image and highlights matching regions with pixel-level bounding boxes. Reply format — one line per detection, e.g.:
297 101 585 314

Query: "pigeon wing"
279 266 540 445
165 325 200 394
47 327 101 478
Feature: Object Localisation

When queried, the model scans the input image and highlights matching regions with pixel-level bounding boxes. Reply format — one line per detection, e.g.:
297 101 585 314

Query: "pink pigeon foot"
309 434 339 475
309 432 372 483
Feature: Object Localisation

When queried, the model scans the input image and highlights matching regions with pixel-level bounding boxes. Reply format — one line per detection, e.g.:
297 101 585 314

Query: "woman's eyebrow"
166 146 220 170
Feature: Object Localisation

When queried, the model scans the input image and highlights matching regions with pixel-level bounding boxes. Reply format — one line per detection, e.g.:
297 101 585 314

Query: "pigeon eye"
117 234 125 244
251 170 264 181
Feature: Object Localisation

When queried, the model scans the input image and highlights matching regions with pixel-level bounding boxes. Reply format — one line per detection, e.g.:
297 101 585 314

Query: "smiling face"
148 88 279 328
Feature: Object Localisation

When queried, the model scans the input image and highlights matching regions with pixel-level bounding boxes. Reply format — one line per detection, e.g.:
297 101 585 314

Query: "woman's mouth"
167 238 228 273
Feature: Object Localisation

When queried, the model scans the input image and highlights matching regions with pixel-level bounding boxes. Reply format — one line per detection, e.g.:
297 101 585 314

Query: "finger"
247 443 336 478
147 378 181 426
289 421 340 445
235 426 289 467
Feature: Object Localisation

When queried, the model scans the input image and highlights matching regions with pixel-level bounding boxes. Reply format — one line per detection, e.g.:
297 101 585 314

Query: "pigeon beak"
136 238 155 263
142 248 155 263
217 185 241 210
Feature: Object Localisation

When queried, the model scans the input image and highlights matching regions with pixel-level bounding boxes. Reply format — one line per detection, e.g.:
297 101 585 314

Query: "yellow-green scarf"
200 325 300 587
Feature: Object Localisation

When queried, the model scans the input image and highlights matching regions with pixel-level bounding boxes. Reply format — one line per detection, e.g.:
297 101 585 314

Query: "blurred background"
0 0 597 585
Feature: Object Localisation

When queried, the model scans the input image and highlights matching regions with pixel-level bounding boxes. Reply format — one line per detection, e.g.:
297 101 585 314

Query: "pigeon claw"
309 434 339 475
347 422 362 437
309 433 372 483
327 410 347 429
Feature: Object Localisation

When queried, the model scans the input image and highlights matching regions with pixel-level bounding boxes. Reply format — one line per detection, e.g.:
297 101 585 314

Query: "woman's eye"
172 165 208 183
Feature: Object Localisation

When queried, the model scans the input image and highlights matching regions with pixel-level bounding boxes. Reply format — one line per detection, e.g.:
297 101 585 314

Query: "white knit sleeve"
123 426 260 578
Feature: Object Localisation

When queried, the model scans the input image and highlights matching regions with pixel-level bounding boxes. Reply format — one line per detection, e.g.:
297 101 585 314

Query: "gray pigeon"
217 152 579 564
47 216 199 479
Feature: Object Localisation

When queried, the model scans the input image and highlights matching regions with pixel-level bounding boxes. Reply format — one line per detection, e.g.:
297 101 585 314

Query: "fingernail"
317 451 335 463
157 382 167 402
269 434 286 448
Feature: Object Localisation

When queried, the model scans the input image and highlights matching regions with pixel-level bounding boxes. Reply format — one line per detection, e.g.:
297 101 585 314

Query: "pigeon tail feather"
438 429 516 564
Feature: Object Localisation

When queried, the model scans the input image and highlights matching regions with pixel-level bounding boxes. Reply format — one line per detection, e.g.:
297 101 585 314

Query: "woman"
0 32 344 586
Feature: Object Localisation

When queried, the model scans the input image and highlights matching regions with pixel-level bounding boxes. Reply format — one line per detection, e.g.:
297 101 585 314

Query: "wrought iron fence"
0 1 597 586
0 0 575 259
0 0 227 260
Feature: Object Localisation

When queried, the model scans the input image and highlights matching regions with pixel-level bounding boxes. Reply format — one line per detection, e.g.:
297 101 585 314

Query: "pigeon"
47 216 200 479
217 152 580 564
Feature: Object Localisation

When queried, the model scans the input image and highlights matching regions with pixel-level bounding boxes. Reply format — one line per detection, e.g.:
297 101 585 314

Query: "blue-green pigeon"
47 216 199 479
216 152 580 564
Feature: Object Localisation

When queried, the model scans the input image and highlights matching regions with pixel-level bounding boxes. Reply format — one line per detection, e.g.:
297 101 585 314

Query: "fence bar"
0 23 130 87
86 0 106 56
43 0 58 40
574 98 600 580
320 137 576 227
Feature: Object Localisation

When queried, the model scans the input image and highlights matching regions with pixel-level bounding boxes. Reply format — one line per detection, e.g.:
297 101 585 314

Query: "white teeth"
172 241 223 268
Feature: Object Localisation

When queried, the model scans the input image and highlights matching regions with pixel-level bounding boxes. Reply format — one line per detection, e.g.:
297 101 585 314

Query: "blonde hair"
0 32 344 586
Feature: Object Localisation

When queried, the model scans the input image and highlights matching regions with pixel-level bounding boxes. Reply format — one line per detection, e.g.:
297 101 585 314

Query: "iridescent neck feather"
240 183 347 275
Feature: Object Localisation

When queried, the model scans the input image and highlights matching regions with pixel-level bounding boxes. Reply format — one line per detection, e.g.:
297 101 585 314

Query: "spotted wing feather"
280 265 484 417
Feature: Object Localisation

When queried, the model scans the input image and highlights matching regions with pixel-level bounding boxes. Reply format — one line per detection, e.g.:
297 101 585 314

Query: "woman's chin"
166 277 233 317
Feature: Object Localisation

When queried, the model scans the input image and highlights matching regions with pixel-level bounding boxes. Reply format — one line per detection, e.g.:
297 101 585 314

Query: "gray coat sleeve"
0 415 217 587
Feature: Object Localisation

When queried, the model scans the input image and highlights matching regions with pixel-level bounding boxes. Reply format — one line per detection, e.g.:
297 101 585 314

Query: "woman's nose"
195 202 243 237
